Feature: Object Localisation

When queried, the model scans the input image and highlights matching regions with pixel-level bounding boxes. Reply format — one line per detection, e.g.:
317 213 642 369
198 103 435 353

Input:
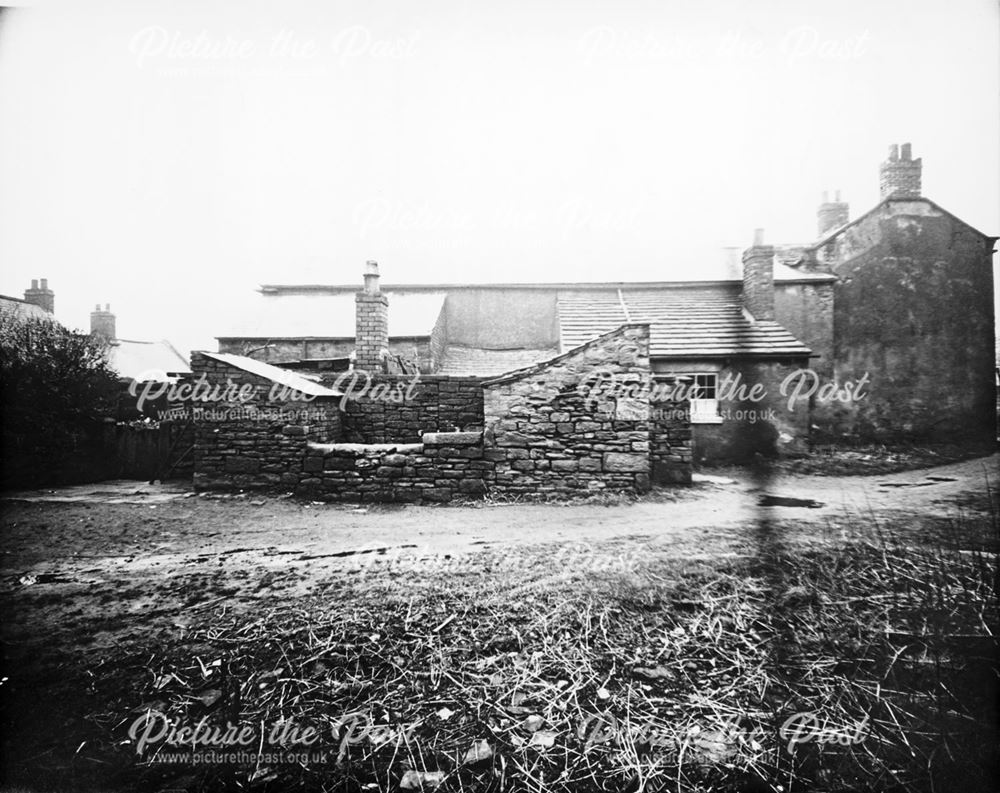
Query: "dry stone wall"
190 352 342 491
299 431 488 503
192 326 693 501
321 373 485 443
482 323 658 497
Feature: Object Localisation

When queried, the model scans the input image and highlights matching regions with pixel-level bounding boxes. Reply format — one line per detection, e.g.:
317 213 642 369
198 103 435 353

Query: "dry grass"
2 510 998 793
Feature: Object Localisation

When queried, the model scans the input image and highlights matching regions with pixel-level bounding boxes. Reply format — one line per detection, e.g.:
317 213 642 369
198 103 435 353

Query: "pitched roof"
808 195 998 250
0 295 59 324
436 345 558 376
199 352 342 397
109 339 191 381
218 291 445 339
558 290 811 359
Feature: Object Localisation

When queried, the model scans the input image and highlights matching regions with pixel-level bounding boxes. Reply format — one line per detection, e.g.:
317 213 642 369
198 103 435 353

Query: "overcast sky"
0 0 997 356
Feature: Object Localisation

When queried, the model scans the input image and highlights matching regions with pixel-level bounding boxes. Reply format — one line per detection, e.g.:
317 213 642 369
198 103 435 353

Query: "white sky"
0 0 997 356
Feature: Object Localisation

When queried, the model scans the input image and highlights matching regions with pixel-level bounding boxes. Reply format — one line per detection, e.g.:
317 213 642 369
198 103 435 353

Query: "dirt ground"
2 454 996 659
0 454 997 793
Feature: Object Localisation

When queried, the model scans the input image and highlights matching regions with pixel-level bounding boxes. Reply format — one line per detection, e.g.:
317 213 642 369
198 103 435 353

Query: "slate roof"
199 352 342 397
436 345 559 376
558 290 812 359
110 339 191 381
218 292 445 339
0 295 59 324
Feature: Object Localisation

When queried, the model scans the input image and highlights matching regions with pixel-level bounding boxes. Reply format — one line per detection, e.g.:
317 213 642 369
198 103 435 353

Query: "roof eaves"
199 351 343 397
650 350 813 361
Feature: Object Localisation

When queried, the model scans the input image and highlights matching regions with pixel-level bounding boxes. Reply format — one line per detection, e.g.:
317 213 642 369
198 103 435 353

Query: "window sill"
691 414 724 425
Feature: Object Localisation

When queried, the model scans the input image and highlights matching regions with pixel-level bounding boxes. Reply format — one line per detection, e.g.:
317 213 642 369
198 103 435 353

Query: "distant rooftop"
0 294 59 324
109 339 191 381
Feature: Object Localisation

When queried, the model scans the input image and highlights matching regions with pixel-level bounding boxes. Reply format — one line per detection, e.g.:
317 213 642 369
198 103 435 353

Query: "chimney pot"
90 302 116 340
889 144 899 161
24 278 54 313
880 142 922 199
817 190 849 237
362 260 381 295
355 261 389 371
753 228 765 246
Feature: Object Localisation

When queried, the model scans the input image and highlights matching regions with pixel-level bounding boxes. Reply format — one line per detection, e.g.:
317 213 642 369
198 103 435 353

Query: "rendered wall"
443 289 560 349
815 200 996 442
654 358 812 464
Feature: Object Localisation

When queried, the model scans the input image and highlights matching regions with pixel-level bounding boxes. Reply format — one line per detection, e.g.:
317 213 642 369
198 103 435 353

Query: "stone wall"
216 338 435 372
192 327 695 501
322 373 485 443
649 383 693 484
190 353 343 491
300 432 488 503
482 323 660 497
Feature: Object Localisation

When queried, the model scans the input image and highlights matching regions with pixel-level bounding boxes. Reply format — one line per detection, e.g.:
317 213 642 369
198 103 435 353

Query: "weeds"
2 494 997 792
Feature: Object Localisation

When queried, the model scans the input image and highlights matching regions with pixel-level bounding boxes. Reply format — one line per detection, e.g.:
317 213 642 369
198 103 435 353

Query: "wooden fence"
115 421 193 481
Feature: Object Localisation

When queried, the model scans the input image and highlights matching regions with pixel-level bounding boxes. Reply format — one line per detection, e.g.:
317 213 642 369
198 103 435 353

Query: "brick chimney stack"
354 260 389 371
23 278 55 314
742 228 775 321
880 142 922 199
817 190 849 237
90 303 116 340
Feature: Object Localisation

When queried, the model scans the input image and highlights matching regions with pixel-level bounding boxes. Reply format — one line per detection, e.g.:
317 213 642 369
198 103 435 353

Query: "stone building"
217 144 997 462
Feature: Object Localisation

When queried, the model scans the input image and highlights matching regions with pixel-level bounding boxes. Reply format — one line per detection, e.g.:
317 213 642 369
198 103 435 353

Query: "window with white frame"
687 373 722 423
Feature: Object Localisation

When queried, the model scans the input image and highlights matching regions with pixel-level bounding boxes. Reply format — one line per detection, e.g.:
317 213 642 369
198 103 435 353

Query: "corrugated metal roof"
199 352 342 397
558 290 811 358
218 291 445 339
111 339 191 381
436 345 558 376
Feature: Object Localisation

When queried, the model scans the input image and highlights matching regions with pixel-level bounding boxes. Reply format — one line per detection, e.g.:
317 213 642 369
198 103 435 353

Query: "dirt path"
3 453 995 566
2 454 995 658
